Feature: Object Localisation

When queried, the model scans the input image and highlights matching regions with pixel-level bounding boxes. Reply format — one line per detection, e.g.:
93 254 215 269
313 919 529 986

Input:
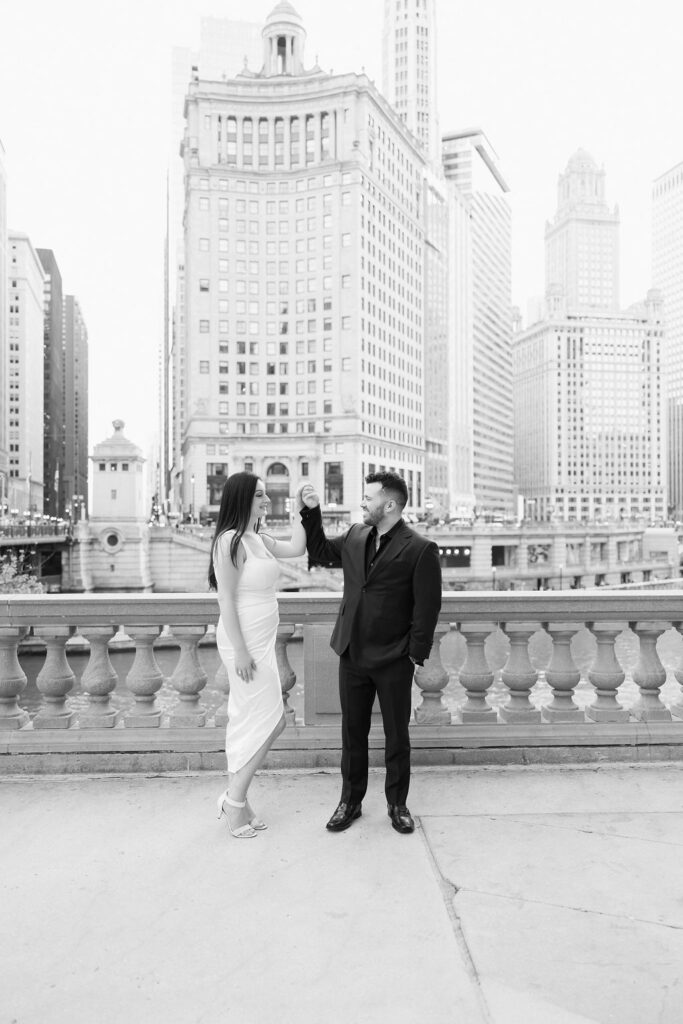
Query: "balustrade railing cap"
2 590 683 631
0 591 344 627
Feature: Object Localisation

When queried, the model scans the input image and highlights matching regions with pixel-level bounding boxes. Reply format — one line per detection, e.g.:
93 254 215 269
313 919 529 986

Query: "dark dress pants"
338 652 414 807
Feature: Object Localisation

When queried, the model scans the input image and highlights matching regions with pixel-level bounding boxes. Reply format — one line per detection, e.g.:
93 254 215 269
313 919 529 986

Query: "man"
297 472 442 834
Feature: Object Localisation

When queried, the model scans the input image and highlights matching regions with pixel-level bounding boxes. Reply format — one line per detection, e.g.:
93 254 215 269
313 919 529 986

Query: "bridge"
3 589 683 1022
0 521 72 589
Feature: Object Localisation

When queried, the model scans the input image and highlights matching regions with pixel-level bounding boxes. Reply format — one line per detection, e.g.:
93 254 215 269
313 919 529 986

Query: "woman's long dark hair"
208 471 261 589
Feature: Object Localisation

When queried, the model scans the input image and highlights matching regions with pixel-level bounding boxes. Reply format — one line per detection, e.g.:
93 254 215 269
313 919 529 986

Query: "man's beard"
362 507 384 527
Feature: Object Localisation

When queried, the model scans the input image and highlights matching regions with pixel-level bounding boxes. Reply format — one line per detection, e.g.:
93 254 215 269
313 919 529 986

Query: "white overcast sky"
1 0 680 457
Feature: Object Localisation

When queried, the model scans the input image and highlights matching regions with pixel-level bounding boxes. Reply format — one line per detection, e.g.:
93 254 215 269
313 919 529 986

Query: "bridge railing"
2 592 683 762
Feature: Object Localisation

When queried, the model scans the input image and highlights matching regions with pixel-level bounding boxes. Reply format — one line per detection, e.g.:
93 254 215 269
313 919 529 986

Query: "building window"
325 462 344 504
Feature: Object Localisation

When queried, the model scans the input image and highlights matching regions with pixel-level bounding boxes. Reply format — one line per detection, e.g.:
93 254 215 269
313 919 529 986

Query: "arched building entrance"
266 462 290 521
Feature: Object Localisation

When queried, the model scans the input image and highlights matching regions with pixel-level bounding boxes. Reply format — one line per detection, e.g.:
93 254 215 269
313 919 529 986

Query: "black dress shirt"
365 518 404 577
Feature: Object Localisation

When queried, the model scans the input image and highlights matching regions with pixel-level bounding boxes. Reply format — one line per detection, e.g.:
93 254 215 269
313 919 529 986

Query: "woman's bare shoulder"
214 530 241 558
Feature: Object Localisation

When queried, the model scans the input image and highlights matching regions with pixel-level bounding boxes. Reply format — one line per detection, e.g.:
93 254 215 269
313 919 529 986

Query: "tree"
0 552 43 593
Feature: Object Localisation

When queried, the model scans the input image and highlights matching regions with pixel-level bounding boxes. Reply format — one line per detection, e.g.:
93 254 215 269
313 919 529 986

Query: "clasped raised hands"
296 483 320 510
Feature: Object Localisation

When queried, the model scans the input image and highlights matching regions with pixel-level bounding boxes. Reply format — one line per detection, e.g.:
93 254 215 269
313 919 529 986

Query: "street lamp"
559 564 563 590
491 566 497 590
190 474 195 525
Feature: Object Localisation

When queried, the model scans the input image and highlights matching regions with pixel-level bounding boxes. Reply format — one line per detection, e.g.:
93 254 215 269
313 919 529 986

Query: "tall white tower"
0 140 8 501
382 0 440 166
177 2 428 525
653 160 683 518
80 420 152 592
545 149 620 313
6 232 45 514
442 129 514 518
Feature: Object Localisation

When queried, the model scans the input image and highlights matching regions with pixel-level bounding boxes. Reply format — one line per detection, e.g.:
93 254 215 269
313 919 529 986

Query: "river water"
17 625 683 721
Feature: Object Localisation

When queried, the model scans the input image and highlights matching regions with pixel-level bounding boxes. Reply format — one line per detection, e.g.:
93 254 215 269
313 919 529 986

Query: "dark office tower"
36 248 65 517
63 295 89 518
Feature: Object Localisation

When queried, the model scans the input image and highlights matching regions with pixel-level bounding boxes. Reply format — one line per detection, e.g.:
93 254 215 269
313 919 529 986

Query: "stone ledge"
2 744 683 775
2 721 683 773
0 720 671 755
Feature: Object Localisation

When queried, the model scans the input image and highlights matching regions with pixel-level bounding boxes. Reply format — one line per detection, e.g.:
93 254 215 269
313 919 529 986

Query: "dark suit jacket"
301 505 442 668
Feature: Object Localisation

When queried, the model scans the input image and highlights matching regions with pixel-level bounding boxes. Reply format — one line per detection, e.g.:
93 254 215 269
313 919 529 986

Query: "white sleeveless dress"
214 531 283 773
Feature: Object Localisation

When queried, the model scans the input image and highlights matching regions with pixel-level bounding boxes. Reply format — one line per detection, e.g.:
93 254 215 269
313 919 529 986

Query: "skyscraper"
513 292 666 524
545 149 620 313
63 295 89 516
422 167 451 515
382 0 440 166
513 153 665 524
652 160 683 518
7 232 45 513
442 129 514 517
36 248 64 518
0 140 8 507
176 2 427 522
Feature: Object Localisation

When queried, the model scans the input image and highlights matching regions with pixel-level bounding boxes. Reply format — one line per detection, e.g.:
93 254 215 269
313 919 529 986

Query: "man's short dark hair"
365 471 408 509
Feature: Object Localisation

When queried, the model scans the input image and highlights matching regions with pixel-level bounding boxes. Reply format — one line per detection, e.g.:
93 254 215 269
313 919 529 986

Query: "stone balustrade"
3 590 683 771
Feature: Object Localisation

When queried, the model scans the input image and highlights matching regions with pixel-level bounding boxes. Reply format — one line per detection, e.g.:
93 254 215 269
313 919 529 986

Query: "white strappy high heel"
246 806 267 830
216 791 257 839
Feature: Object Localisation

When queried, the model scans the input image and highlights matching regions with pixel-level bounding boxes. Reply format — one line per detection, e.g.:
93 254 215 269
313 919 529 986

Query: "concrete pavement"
2 763 682 1023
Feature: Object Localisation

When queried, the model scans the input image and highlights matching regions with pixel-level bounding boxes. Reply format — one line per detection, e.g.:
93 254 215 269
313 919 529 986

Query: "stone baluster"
276 625 297 724
414 624 451 725
0 627 29 729
585 622 629 722
79 626 119 728
542 622 583 723
669 624 683 720
499 622 542 724
33 626 76 729
457 623 496 723
168 626 209 727
214 662 230 729
631 621 672 722
123 626 165 728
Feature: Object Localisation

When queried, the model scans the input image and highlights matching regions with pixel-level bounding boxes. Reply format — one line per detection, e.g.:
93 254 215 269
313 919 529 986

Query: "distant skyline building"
36 248 65 518
63 295 89 516
513 292 666 523
0 140 8 504
176 2 427 521
545 149 620 314
382 0 440 166
7 232 45 513
514 152 665 524
443 184 474 517
422 167 451 516
652 160 683 518
442 128 514 517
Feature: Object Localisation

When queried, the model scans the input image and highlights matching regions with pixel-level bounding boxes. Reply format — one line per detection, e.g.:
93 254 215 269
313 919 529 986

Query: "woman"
209 471 307 838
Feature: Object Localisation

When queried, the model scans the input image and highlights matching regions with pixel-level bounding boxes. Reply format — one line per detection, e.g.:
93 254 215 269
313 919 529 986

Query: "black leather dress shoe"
387 804 415 834
326 801 362 832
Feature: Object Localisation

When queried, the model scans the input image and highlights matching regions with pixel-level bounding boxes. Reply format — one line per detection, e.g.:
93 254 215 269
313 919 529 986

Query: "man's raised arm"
297 483 345 568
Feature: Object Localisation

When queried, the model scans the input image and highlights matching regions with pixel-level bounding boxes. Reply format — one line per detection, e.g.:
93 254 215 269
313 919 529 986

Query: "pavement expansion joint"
418 819 494 1023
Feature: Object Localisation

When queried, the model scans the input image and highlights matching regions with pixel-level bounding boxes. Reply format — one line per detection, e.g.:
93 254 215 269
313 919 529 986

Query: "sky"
1 0 681 459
